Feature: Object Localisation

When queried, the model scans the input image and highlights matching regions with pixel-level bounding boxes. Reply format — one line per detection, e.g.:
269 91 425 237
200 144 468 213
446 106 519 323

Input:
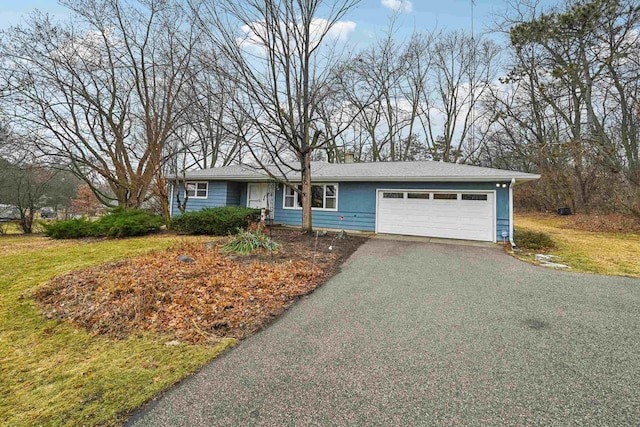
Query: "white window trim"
283 186 298 209
282 183 339 211
186 181 208 199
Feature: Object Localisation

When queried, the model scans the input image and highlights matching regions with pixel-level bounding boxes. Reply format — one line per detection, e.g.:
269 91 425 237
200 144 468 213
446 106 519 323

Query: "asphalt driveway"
127 239 640 426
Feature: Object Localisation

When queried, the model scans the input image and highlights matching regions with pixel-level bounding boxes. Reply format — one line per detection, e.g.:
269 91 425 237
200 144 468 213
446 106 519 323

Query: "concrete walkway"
127 239 640 426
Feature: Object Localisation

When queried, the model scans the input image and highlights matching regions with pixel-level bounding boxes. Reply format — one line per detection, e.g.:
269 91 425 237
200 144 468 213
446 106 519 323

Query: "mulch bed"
35 228 367 345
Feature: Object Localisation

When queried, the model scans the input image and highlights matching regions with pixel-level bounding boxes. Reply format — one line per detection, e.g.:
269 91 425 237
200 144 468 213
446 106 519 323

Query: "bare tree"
190 0 362 232
337 22 411 161
175 50 248 170
0 0 200 222
415 30 501 163
332 26 436 162
0 154 76 234
332 27 498 164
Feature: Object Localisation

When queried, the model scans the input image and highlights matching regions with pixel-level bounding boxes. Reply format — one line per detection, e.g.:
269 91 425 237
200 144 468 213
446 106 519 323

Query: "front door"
247 183 275 219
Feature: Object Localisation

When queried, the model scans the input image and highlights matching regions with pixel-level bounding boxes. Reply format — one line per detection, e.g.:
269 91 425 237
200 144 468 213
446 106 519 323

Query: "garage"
376 190 495 242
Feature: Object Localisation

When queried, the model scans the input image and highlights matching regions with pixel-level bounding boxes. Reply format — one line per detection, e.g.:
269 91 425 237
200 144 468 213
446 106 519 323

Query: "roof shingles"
180 161 539 182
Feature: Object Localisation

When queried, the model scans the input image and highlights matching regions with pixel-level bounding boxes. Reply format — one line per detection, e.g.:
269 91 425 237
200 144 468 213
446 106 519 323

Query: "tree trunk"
300 152 313 233
158 188 171 226
153 175 171 225
19 209 33 234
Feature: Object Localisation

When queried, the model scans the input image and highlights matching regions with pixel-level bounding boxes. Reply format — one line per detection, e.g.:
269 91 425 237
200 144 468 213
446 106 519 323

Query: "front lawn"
0 229 365 426
0 234 232 426
514 213 640 277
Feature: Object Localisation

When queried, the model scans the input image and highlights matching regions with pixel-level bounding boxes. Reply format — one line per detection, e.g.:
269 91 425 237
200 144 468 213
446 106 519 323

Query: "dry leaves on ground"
35 242 325 344
562 213 640 234
517 212 640 234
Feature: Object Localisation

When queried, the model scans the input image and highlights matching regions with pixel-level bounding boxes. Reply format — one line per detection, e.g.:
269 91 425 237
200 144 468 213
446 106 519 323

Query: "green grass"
514 214 640 277
0 234 235 426
0 221 45 234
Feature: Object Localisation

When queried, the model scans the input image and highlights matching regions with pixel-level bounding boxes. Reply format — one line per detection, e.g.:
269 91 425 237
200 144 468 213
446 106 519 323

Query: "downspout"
509 178 516 248
169 182 174 218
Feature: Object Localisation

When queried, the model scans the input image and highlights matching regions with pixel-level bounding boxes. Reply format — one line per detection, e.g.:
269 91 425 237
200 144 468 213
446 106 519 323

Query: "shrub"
170 206 261 235
514 229 556 251
93 208 164 238
43 208 163 239
221 227 279 255
43 217 95 239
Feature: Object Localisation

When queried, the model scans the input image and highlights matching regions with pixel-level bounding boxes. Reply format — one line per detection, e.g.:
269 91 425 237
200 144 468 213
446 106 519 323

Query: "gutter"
173 175 541 183
169 183 174 218
509 178 516 249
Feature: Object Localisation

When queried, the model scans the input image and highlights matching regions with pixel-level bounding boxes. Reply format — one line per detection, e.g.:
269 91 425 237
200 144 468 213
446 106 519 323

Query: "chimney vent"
344 151 354 163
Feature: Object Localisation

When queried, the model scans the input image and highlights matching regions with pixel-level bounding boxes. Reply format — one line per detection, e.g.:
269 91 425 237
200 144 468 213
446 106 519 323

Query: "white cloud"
238 18 356 52
322 19 357 41
54 28 120 70
381 0 413 13
238 22 264 50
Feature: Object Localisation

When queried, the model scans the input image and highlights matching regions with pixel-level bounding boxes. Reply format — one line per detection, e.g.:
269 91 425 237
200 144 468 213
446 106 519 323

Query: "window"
461 193 488 201
186 182 208 198
284 186 301 208
407 192 430 199
283 184 338 210
383 192 405 199
433 193 457 200
312 185 324 208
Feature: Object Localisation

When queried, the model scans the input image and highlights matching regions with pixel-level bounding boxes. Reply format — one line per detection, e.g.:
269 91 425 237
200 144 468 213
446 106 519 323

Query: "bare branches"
190 0 361 231
0 0 199 218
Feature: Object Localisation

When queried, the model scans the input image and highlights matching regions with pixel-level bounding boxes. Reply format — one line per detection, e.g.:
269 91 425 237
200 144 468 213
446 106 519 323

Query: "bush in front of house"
43 208 163 239
43 217 95 239
170 206 261 235
92 208 164 238
514 229 556 251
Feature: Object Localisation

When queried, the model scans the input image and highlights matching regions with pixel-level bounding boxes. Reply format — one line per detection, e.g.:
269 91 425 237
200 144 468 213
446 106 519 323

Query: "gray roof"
178 161 540 183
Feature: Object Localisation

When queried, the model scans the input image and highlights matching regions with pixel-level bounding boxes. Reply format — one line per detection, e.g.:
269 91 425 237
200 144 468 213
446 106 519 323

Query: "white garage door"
376 190 495 242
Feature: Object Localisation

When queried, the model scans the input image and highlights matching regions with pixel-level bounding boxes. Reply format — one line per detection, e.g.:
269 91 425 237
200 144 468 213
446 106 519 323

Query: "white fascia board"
174 174 541 183
174 175 275 182
309 175 541 183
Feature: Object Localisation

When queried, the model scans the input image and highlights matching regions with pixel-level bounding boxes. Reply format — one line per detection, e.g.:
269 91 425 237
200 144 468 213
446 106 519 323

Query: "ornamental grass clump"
221 226 279 255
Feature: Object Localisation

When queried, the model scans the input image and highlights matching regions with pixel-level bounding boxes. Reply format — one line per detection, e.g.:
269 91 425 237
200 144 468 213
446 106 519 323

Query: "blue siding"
273 181 511 241
496 217 510 243
275 207 375 231
170 179 513 241
170 181 229 214
496 189 510 242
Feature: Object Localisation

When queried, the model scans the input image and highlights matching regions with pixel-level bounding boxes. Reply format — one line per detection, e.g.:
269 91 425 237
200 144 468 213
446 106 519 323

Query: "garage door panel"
396 212 487 224
377 191 494 242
